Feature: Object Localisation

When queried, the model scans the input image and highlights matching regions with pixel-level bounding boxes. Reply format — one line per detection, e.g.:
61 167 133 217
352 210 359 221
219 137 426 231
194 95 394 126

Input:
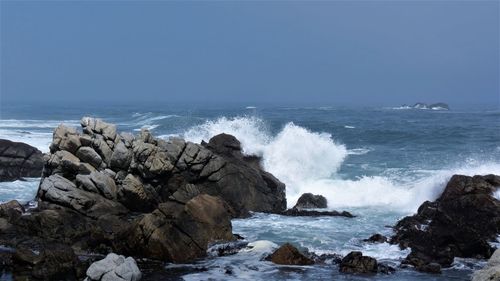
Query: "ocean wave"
0 129 53 153
0 119 80 128
347 148 371 155
180 116 500 212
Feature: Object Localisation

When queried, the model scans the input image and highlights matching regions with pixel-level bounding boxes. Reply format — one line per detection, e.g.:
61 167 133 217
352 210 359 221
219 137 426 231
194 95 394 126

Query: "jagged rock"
363 233 388 243
124 194 234 262
0 139 43 181
339 251 378 274
392 174 500 268
110 142 132 170
267 243 314 265
293 193 327 209
76 146 103 168
472 249 500 281
280 207 354 218
82 117 117 142
51 125 81 154
90 171 117 200
38 174 127 218
85 253 141 281
118 174 158 212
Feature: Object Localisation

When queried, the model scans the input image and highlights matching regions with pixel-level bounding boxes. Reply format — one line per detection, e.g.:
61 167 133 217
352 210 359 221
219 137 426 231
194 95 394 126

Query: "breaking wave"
181 116 500 212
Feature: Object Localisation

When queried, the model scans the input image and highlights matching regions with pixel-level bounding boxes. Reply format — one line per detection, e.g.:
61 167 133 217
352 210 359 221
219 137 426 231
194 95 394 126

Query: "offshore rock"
0 139 44 181
293 193 327 209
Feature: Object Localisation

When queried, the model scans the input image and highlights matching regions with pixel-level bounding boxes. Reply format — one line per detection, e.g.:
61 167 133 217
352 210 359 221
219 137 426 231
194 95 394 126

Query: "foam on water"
0 178 40 203
181 116 500 211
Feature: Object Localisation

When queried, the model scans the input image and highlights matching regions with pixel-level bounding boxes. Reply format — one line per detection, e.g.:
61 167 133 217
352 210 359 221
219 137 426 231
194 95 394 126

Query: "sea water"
0 102 498 280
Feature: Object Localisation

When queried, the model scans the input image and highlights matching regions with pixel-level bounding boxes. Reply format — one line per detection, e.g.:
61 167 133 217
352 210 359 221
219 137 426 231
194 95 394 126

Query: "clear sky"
1 1 498 107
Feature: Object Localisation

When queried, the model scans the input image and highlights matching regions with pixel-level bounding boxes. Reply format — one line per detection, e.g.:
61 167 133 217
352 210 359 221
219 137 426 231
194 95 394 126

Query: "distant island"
397 102 450 110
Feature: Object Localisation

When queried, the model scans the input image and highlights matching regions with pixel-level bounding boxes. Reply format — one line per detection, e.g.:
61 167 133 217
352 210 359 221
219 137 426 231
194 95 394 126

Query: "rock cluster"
0 139 43 181
0 117 287 279
392 174 500 269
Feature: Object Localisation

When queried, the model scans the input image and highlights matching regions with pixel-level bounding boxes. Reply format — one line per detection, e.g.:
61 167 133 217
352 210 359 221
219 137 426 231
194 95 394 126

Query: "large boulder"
267 243 314 265
391 174 500 269
339 251 378 274
123 194 234 262
293 193 327 209
0 139 43 181
85 253 141 281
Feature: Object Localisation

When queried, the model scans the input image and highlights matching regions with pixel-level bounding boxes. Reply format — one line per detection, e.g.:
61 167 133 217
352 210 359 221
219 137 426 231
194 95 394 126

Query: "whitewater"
0 103 498 280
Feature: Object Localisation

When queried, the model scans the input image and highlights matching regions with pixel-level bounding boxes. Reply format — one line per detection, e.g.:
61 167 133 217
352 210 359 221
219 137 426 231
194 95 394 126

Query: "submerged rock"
85 253 141 281
392 174 500 268
267 243 314 265
363 233 388 243
293 193 327 209
280 207 354 218
0 139 43 181
339 251 378 274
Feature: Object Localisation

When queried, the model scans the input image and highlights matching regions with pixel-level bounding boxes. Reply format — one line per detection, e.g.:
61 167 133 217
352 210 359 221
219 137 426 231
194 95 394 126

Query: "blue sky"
1 1 498 106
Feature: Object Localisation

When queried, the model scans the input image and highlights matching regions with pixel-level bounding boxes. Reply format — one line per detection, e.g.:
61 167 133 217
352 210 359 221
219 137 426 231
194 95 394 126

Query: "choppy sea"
1 102 499 280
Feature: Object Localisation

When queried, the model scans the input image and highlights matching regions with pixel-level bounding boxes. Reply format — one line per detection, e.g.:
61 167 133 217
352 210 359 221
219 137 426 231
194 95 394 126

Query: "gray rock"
118 174 157 212
110 142 132 171
76 146 103 168
85 253 141 281
51 125 81 153
90 171 117 200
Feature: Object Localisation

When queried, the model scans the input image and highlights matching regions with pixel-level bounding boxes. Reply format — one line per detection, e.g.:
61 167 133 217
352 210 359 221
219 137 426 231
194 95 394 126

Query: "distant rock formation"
398 103 450 110
0 139 43 181
391 174 500 270
0 117 286 279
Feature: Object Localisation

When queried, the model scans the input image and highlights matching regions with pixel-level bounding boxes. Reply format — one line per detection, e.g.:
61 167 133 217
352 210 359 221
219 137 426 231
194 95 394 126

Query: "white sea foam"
344 125 355 129
181 116 500 212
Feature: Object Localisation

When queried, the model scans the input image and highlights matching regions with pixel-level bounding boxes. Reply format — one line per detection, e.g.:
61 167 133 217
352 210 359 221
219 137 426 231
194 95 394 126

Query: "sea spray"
180 116 500 212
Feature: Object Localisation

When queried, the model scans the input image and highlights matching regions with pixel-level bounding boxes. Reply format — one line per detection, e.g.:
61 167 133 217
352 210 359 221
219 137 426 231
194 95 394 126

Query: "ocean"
0 102 499 280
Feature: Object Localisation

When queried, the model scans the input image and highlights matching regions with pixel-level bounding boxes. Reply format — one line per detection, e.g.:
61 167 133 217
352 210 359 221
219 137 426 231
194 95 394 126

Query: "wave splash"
181 116 500 212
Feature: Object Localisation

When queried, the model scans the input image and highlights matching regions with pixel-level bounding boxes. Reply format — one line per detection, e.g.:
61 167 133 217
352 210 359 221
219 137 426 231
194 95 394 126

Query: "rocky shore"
0 117 498 280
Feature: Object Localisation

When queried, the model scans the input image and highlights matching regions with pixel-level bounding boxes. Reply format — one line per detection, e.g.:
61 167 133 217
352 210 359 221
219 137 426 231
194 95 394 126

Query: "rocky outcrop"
339 251 377 274
0 117 287 279
293 193 327 209
85 253 141 281
267 243 314 265
472 249 500 281
0 139 43 181
392 174 500 269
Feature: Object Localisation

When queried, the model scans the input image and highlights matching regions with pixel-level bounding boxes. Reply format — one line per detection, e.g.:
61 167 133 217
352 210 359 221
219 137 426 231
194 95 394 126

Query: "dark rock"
391 174 500 268
208 240 249 257
363 233 388 243
267 243 314 265
123 194 234 262
293 193 327 209
279 207 354 218
339 251 378 274
378 263 396 274
0 139 43 181
416 262 441 274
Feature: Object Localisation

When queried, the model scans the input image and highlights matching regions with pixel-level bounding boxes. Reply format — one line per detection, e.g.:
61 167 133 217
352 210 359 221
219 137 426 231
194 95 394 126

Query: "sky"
0 1 499 107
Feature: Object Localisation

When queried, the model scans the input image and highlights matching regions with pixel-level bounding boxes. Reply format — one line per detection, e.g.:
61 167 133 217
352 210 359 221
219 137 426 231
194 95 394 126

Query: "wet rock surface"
339 251 378 274
293 193 327 209
267 243 314 265
0 139 44 181
392 174 500 268
279 207 354 218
